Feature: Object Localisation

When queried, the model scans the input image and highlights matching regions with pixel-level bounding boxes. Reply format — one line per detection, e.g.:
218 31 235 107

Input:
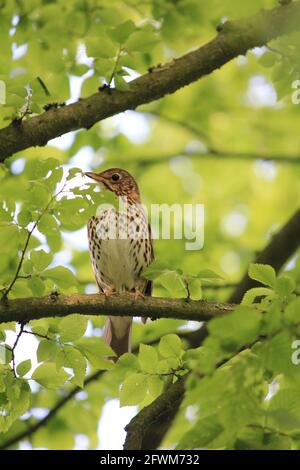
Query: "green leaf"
261 302 282 335
30 249 52 271
32 363 69 389
159 334 182 358
159 271 187 297
110 20 136 43
138 344 158 373
27 276 45 296
120 373 148 406
197 269 224 280
0 379 31 433
0 224 20 252
275 275 295 297
142 261 173 280
268 388 300 427
37 339 58 362
54 197 89 230
114 75 131 92
67 167 83 180
248 264 276 288
177 414 224 449
125 31 159 52
31 417 75 450
86 36 117 59
27 185 50 208
157 357 180 374
38 214 58 236
56 346 86 388
187 277 202 300
0 207 12 223
59 315 88 343
42 266 77 289
69 63 90 76
208 306 262 352
76 337 115 369
285 298 300 325
16 359 31 377
258 51 277 68
17 208 32 227
242 287 275 305
30 319 49 337
80 75 101 97
147 375 164 398
117 352 140 371
258 332 300 383
46 167 64 189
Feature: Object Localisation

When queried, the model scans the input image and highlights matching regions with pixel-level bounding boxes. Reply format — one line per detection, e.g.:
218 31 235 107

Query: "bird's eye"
111 173 121 182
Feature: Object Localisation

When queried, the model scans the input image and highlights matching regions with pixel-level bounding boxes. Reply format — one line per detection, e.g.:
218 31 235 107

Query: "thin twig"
36 77 50 97
23 329 52 341
248 424 300 442
108 46 123 86
11 323 25 378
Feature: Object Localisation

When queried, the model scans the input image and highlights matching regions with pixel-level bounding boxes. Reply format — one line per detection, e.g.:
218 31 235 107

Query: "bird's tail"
103 316 132 358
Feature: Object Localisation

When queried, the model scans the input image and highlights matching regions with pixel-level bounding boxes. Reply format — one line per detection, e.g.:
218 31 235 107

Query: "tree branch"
229 208 300 303
0 293 235 325
1 2 300 161
132 147 300 167
132 112 300 166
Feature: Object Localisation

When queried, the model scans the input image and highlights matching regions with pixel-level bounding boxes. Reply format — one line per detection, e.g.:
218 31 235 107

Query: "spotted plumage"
86 168 154 357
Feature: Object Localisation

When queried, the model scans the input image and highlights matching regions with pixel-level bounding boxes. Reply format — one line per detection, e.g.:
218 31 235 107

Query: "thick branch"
229 209 300 303
0 294 234 325
1 2 300 161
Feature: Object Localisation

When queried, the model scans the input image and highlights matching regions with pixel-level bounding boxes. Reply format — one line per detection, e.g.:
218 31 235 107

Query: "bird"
85 168 154 357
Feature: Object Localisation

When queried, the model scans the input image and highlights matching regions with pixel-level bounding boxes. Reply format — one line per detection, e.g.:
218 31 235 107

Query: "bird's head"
85 168 141 203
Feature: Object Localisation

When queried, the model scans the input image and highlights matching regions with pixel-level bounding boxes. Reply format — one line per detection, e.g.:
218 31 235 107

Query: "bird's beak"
85 172 110 190
85 172 105 183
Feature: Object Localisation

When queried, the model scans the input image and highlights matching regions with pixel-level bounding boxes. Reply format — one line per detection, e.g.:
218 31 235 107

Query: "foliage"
0 0 300 451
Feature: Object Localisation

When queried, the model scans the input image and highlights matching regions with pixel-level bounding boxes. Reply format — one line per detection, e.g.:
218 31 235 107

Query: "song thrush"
85 168 154 357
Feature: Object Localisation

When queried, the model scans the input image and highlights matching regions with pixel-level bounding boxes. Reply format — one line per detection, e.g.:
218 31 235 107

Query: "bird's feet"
125 290 145 301
102 289 118 298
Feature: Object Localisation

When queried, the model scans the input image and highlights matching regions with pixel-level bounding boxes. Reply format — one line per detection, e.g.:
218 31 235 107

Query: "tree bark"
0 293 234 324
